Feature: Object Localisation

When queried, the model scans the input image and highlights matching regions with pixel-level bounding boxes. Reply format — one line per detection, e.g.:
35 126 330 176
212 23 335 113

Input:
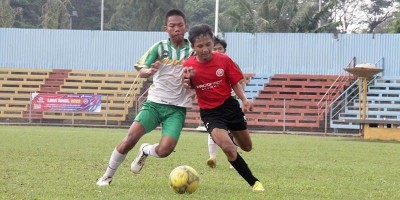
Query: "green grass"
1 126 400 200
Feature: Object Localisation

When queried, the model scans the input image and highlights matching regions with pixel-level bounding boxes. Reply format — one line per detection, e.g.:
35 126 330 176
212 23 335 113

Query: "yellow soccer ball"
169 165 199 194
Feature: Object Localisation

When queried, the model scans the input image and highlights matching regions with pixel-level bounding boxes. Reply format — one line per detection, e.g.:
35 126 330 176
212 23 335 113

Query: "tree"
185 0 216 29
41 0 71 29
219 0 257 32
0 0 22 27
219 0 338 33
10 0 42 28
362 0 400 33
107 0 185 31
331 0 400 33
389 11 400 32
288 0 339 33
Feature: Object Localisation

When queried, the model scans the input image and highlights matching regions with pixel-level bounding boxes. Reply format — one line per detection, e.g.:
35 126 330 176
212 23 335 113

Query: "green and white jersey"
135 39 194 108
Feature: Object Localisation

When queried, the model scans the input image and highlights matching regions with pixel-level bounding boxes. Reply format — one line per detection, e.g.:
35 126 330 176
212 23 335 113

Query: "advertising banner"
31 93 101 112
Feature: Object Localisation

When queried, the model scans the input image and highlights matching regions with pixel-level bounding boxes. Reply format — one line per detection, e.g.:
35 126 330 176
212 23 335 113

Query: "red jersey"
183 52 244 109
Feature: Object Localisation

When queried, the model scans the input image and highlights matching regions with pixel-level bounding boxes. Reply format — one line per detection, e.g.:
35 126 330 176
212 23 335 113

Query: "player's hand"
146 61 160 76
183 67 195 89
183 78 191 89
183 66 194 78
241 99 253 113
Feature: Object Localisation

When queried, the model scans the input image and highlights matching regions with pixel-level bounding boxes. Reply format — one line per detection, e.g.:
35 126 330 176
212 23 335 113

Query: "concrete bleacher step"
40 85 61 92
38 69 72 93
49 69 71 78
374 77 400 85
44 79 64 85
243 74 271 100
368 90 400 95
22 111 43 119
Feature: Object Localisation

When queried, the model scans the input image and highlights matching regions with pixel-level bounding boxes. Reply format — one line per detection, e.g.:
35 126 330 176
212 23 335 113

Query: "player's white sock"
142 143 160 158
208 135 217 158
103 148 126 178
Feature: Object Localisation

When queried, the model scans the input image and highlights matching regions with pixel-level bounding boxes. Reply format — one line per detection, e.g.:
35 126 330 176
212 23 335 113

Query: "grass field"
1 125 400 200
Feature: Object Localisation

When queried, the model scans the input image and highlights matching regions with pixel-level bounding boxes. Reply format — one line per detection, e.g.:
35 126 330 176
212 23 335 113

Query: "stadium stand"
0 68 146 125
46 70 145 125
244 74 271 100
2 68 360 131
245 74 352 129
332 76 400 129
0 68 51 120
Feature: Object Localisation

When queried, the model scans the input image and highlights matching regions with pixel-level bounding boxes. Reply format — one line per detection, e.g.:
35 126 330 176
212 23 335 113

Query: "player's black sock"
229 153 259 186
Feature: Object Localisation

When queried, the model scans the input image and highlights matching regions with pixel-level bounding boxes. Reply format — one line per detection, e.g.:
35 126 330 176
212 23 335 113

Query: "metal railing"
124 73 144 107
135 88 149 116
328 57 384 129
316 57 356 129
329 76 378 127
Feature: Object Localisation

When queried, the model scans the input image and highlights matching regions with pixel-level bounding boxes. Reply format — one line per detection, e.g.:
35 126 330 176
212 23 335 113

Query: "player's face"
213 43 226 54
165 16 187 46
192 35 214 63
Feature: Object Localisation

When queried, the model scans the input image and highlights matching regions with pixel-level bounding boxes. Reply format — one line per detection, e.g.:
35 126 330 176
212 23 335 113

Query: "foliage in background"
184 0 216 31
331 0 400 33
41 0 70 29
0 0 22 27
2 0 400 33
389 11 400 32
69 0 107 30
106 0 185 31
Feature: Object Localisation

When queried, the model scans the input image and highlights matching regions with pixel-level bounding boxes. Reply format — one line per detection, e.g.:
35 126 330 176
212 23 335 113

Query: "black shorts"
200 96 247 133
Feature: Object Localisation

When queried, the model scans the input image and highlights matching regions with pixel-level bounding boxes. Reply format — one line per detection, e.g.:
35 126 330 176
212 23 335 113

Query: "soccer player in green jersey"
96 9 194 186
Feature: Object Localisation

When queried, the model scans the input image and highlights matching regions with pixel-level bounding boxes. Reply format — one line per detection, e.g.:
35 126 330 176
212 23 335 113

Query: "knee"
222 144 238 159
237 138 252 152
156 146 174 158
241 144 252 152
117 139 135 154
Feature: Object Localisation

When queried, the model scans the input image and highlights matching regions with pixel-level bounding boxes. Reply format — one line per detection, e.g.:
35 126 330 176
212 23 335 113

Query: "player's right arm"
134 42 160 78
139 61 159 78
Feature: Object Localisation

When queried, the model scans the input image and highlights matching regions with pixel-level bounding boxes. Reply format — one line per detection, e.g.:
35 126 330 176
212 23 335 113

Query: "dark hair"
165 9 186 25
213 35 227 49
188 24 214 44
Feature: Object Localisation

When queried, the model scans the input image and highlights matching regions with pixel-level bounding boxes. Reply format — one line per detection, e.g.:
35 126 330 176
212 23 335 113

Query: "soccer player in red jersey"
206 36 245 169
182 24 265 192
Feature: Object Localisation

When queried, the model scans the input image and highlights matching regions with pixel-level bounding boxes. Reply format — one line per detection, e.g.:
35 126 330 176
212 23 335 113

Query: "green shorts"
134 101 186 141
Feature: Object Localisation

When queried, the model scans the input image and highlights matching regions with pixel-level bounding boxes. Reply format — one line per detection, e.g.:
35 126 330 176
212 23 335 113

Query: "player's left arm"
233 62 247 90
232 82 253 112
226 57 253 112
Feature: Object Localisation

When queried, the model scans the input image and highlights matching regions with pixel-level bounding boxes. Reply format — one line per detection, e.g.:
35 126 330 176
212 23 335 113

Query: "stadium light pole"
214 0 219 35
101 0 104 31
319 0 322 12
69 7 78 30
318 0 322 28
